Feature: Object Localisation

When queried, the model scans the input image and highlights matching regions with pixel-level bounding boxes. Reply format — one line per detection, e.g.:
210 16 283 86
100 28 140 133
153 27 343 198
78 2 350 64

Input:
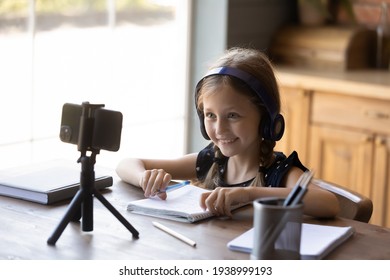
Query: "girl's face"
202 85 262 158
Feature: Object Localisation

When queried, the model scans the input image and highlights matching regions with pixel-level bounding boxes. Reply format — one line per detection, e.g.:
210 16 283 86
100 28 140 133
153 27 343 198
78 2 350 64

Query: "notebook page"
128 185 208 215
227 223 354 259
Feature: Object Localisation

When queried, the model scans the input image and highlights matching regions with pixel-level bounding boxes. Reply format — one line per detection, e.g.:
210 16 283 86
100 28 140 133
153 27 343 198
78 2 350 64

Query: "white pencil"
152 221 196 247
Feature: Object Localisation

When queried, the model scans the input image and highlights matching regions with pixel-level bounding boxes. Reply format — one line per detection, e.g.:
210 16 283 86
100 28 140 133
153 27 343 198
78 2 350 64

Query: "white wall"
185 0 228 153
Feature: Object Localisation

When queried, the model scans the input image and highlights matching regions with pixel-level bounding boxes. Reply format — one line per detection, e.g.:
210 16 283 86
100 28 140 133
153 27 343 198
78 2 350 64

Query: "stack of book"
0 159 113 204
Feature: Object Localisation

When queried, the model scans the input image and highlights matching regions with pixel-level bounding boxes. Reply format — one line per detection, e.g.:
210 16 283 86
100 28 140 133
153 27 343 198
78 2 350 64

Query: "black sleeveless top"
195 143 307 188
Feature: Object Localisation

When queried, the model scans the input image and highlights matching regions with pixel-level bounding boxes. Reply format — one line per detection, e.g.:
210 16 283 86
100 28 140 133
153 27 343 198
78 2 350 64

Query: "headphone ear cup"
195 82 210 140
270 114 285 141
260 114 271 140
198 111 210 140
260 114 285 141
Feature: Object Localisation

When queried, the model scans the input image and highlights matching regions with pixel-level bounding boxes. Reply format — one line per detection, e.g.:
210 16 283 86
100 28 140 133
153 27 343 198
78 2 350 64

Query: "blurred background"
0 0 188 168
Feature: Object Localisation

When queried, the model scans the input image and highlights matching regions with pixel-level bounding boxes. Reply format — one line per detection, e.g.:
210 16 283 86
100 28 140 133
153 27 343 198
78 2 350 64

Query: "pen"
152 221 196 247
283 170 314 207
157 180 191 194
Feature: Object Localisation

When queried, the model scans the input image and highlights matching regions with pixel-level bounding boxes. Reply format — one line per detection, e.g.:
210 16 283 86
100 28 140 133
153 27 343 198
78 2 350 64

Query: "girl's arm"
283 167 340 218
116 153 198 198
200 167 340 219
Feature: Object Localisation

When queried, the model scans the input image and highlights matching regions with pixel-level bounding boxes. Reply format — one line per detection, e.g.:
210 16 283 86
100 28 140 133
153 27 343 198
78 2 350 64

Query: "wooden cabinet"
309 91 390 226
276 87 310 163
371 136 390 226
276 69 390 227
309 124 374 199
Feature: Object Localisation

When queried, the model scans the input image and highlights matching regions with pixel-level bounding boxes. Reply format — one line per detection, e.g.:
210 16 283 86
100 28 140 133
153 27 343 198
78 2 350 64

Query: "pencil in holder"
251 197 303 260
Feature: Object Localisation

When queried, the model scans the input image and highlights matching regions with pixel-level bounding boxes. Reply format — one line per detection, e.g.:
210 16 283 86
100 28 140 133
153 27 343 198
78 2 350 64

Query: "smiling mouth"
217 138 237 144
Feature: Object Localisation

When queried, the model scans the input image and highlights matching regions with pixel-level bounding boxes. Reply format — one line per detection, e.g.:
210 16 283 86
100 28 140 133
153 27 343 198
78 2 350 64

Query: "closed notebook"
227 223 354 260
0 159 113 205
127 184 247 223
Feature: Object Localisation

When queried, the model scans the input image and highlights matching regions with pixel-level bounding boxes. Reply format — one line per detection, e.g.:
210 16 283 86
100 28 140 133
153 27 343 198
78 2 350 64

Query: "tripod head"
59 102 123 161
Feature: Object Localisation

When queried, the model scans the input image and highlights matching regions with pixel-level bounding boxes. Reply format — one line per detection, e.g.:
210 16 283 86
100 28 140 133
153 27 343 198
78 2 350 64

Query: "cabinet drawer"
312 92 390 134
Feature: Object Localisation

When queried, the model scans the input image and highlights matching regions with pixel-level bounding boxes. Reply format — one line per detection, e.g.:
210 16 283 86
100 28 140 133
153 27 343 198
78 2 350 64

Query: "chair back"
313 178 373 223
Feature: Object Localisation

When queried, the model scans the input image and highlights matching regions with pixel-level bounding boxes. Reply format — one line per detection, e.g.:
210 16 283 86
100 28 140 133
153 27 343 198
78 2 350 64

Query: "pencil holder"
251 197 303 260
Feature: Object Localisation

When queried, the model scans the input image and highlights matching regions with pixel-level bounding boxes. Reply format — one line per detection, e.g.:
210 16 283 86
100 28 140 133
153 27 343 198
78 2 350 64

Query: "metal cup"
251 197 303 260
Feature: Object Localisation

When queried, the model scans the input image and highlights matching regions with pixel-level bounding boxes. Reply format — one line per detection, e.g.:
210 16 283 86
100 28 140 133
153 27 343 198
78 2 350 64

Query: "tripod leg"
79 155 94 231
47 189 85 245
81 189 93 231
93 190 139 238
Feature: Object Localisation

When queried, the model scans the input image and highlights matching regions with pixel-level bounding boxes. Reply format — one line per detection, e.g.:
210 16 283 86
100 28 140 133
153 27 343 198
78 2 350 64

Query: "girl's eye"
205 112 215 119
227 113 239 119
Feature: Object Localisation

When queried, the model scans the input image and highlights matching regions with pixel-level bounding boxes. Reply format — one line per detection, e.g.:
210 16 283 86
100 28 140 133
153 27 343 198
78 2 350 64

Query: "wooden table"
1 177 390 260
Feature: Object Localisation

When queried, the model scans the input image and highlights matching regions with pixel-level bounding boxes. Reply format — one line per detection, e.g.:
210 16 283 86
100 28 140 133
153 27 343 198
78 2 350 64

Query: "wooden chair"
313 178 373 223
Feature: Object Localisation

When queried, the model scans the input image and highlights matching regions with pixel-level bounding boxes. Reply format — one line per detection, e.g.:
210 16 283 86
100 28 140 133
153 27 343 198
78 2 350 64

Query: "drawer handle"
364 110 390 120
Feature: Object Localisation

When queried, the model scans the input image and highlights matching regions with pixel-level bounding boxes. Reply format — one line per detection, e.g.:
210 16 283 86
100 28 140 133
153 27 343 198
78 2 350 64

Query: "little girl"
116 47 339 218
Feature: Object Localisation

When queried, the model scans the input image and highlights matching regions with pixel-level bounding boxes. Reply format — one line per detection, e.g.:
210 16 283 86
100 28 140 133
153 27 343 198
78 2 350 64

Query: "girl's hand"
139 169 172 200
200 187 251 217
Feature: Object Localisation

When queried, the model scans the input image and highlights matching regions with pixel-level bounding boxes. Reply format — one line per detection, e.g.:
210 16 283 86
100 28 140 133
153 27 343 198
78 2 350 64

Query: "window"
0 0 188 169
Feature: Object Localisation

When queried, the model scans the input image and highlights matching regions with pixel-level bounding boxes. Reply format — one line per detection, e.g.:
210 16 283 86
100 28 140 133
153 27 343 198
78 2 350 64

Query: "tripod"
47 103 139 245
47 153 139 245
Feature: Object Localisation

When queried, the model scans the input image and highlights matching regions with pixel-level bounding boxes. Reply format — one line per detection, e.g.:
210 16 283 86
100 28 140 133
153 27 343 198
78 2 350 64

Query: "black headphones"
195 66 285 141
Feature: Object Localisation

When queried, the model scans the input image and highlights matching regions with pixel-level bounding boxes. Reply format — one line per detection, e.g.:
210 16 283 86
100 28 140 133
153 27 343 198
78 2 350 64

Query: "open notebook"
227 223 354 260
127 184 248 223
